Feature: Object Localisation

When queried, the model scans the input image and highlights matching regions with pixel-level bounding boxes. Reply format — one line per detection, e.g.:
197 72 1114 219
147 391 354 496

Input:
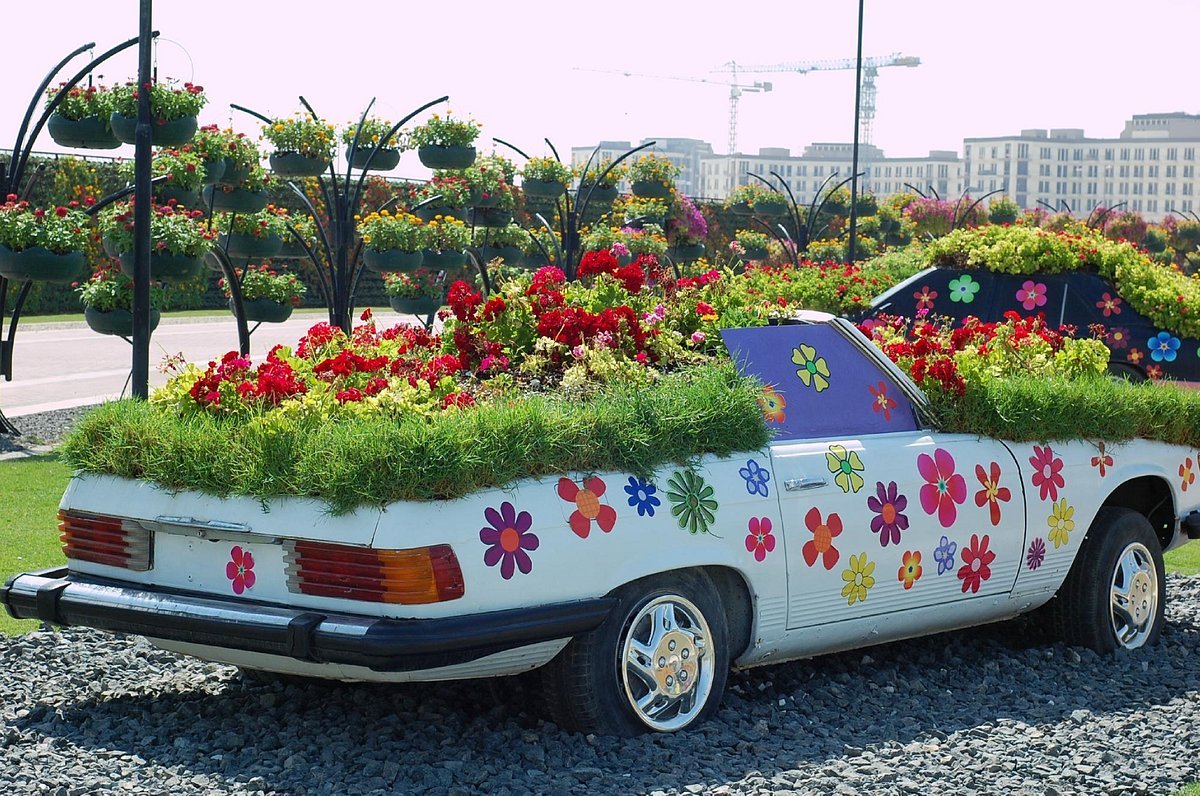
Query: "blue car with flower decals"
861 267 1198 382
6 312 1200 736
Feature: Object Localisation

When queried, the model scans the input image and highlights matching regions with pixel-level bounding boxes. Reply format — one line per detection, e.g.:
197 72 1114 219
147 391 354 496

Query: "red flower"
556 476 618 538
1091 441 1113 477
801 507 841 570
1029 445 1064 502
957 533 995 594
744 517 776 562
867 381 896 421
226 546 256 595
973 462 1011 526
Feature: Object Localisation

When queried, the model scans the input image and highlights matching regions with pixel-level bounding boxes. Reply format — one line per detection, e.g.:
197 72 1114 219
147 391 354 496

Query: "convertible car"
5 314 1199 735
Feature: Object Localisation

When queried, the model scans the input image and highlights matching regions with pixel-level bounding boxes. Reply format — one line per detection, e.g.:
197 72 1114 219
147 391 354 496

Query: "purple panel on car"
721 324 919 440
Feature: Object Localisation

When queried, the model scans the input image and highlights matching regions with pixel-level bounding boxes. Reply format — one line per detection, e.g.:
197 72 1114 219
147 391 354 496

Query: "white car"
6 315 1199 736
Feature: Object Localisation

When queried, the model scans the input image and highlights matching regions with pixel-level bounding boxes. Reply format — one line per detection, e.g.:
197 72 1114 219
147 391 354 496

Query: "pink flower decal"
480 502 539 579
1015 280 1048 311
958 533 996 594
226 546 256 595
1029 445 1065 502
745 517 776 562
917 448 967 527
914 286 938 311
1096 292 1122 317
868 381 896 422
557 476 617 539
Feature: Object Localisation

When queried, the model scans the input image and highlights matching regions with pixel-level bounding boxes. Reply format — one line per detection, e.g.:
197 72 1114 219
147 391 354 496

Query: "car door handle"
785 477 827 492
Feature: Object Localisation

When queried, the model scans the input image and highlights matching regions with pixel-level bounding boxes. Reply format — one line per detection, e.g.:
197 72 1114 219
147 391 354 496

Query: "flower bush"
621 225 668 257
44 82 111 120
215 207 290 239
118 148 206 192
521 157 571 185
461 158 516 209
383 268 448 299
221 263 306 306
474 224 528 249
341 117 402 150
97 201 215 257
109 81 207 121
409 113 479 148
666 194 708 246
577 157 625 188
357 211 427 252
412 174 472 209
424 215 470 251
724 183 782 210
621 197 669 224
76 263 163 311
733 229 771 255
0 197 91 253
195 125 260 170
262 116 336 160
626 155 679 188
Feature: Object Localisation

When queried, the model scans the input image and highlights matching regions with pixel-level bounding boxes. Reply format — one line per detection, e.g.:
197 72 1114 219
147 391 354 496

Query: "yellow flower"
825 444 865 494
792 344 831 392
1047 498 1074 549
840 552 875 606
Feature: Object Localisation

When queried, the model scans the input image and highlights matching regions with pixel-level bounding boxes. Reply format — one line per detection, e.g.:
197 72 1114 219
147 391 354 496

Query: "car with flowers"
5 305 1200 736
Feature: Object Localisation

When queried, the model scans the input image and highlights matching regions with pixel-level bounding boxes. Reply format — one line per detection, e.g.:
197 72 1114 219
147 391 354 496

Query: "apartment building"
569 138 714 197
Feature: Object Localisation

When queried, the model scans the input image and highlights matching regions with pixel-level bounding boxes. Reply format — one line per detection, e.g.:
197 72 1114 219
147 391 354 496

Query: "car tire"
542 570 729 736
1050 506 1165 653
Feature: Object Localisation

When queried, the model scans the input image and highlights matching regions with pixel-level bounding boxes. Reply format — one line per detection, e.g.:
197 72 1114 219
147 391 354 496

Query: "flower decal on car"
973 462 1011 527
841 552 876 606
934 535 957 575
917 448 967 527
947 274 980 304
1149 331 1180 363
760 386 787 424
1096 292 1122 317
1015 280 1048 311
957 534 995 594
1091 442 1113 477
623 476 661 517
1128 348 1144 365
738 459 771 497
666 470 719 535
802 507 842 570
226 546 256 595
1106 327 1129 350
867 480 908 547
826 444 865 494
745 517 776 562
791 344 831 392
1047 499 1075 549
557 476 617 539
914 285 937 311
1181 458 1195 492
868 381 896 422
1026 537 1047 571
480 502 539 580
898 550 923 590
1029 445 1065 502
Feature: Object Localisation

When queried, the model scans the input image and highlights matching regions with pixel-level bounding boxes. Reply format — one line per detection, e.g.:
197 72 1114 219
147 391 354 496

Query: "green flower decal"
666 470 719 535
791 344 831 392
947 274 980 304
825 444 865 493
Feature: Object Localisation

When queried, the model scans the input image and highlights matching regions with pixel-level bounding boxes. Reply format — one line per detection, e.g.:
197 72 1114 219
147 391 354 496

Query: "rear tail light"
59 510 153 571
284 541 464 604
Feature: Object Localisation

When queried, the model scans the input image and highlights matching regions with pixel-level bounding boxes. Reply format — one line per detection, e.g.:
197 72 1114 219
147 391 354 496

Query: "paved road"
3 309 419 418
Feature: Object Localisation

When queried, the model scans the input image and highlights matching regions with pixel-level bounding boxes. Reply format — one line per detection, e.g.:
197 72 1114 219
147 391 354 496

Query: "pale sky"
5 1 1197 170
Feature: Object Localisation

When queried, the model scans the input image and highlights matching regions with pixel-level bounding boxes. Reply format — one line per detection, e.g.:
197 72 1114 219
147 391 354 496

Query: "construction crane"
574 67 772 155
714 53 920 146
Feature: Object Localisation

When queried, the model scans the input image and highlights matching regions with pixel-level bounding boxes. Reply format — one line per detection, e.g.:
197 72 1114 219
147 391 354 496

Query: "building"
569 138 714 196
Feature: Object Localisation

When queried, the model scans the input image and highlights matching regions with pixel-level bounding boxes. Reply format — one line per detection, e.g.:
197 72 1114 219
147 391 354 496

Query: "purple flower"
866 480 909 547
1026 537 1046 571
934 535 957 575
480 501 539 579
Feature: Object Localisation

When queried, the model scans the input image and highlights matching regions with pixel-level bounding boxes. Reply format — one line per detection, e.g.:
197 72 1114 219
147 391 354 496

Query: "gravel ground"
0 406 93 455
2 579 1200 796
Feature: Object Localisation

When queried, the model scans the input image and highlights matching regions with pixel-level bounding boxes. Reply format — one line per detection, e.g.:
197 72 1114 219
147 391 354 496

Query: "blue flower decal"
624 476 661 517
1149 331 1180 363
738 459 771 497
934 535 958 575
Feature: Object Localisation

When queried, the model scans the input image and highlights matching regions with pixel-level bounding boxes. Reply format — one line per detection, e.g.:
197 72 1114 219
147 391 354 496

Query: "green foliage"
357 210 427 252
0 201 91 254
44 83 111 121
215 208 290 238
97 202 215 257
108 81 206 120
121 148 206 191
0 456 71 635
521 157 571 185
627 155 680 186
75 264 165 311
424 214 470 250
262 116 336 160
988 197 1021 225
341 117 401 149
223 264 306 303
724 182 781 209
194 125 260 169
383 269 448 299
409 113 480 148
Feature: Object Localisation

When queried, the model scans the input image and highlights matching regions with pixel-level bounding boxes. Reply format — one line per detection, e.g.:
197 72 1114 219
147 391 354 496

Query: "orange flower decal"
802 507 842 570
760 386 786 423
557 476 617 539
897 550 922 590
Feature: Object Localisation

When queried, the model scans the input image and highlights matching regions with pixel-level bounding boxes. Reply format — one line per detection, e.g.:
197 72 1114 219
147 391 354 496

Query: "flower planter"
670 243 706 263
202 185 269 214
110 113 197 147
220 160 250 187
630 180 672 199
388 295 442 315
739 246 769 261
470 192 503 209
201 158 226 186
348 148 401 171
46 113 120 150
476 245 523 267
363 248 423 273
118 251 205 282
269 153 331 178
753 200 788 218
0 246 85 283
624 213 667 229
413 205 467 223
467 207 513 228
521 179 565 201
275 239 312 259
230 298 293 324
84 307 161 336
577 183 618 205
727 201 753 215
417 145 476 170
422 249 467 270
219 233 283 260
154 185 200 208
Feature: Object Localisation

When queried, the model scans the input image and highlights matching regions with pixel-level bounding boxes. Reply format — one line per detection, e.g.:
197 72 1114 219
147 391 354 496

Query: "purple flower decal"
480 501 539 579
1026 537 1046 571
866 480 909 547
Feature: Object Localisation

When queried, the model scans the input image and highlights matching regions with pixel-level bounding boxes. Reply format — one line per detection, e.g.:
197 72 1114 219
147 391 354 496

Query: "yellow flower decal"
841 552 876 606
791 344 831 392
826 444 865 493
1047 498 1075 549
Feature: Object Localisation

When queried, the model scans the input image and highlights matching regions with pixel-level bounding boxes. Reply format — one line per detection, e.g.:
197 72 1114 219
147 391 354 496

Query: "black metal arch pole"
846 0 865 265
131 0 154 399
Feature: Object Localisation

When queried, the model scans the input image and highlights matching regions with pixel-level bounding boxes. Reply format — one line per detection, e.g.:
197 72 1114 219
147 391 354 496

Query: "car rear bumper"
2 567 614 672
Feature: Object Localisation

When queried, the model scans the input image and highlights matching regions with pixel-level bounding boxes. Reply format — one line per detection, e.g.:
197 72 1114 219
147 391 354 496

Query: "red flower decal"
226 545 256 595
1091 441 1113 477
973 462 1011 526
556 476 617 539
744 517 776 562
801 507 842 570
957 533 995 594
868 381 896 422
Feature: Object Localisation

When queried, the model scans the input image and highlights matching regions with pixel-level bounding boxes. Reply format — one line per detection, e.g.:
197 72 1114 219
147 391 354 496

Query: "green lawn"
1174 784 1200 796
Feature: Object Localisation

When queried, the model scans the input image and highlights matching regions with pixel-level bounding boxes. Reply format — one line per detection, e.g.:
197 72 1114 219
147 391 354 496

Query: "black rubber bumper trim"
1 567 615 672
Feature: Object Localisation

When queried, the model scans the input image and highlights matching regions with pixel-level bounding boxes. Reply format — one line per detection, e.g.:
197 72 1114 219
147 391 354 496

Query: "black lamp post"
131 0 154 399
846 0 865 265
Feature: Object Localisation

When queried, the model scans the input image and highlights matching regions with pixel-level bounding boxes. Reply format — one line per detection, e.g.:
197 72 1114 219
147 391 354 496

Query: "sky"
4 1 1197 170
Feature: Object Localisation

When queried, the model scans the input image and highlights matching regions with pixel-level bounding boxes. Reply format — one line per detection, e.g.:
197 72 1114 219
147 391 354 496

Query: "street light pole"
131 0 153 399
847 0 865 265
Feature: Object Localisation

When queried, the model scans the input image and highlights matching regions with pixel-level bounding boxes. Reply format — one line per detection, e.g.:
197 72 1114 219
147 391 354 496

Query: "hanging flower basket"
630 180 672 199
670 243 706 263
275 238 312 259
84 307 161 336
422 249 467 270
0 246 85 283
417 145 476 170
102 235 121 259
202 185 269 214
753 199 788 218
577 183 618 205
200 158 226 185
269 152 331 178
739 246 769 261
348 148 400 171
728 201 753 215
46 114 120 150
521 178 566 201
109 113 198 147
363 248 424 273
230 298 293 324
414 205 466 223
466 207 513 228
220 160 250 187
219 233 283 260
118 251 205 282
388 295 442 315
154 185 200 209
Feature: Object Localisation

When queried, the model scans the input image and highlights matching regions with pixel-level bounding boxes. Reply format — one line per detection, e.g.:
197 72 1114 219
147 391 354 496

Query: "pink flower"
744 517 776 562
1015 280 1048 311
610 242 630 257
957 533 995 594
1029 445 1064 502
691 331 706 344
226 545 256 595
1096 292 1122 317
917 448 967 527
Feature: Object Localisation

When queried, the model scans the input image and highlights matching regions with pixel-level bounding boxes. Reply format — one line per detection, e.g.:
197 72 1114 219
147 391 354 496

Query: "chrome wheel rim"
1110 542 1158 649
621 595 715 732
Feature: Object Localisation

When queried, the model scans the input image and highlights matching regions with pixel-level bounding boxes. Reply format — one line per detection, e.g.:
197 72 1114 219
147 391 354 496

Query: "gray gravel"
0 406 93 455
3 578 1200 795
